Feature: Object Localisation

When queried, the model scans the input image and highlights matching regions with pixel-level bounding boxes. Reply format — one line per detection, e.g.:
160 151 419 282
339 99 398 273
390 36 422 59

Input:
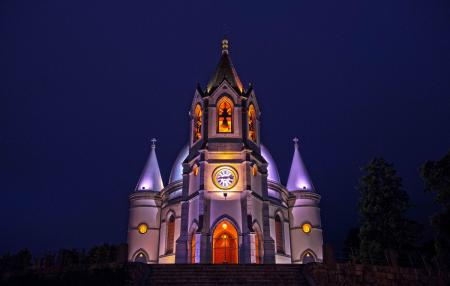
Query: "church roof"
135 139 164 192
206 39 244 94
286 138 316 192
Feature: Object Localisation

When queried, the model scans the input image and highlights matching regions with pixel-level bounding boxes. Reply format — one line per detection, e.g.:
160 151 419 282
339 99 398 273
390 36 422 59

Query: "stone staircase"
129 264 312 286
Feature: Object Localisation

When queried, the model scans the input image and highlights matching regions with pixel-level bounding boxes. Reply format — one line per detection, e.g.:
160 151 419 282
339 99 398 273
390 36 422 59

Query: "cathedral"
127 39 323 264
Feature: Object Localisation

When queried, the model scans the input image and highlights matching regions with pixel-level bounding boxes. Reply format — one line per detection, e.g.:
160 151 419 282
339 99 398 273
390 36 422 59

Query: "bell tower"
175 39 275 264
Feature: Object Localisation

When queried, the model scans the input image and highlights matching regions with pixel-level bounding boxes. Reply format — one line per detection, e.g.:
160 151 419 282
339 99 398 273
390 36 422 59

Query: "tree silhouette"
421 150 450 269
357 157 419 264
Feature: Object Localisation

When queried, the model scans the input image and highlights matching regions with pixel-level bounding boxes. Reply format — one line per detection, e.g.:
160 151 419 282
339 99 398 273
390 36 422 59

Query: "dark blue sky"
1 0 449 255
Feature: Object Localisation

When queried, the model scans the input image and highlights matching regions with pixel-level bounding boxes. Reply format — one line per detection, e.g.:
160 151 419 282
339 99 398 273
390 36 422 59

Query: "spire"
286 137 316 192
207 38 244 93
135 138 164 192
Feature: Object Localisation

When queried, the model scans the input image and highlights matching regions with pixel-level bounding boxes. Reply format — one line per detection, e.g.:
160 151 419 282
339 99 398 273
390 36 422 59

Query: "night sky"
1 1 449 256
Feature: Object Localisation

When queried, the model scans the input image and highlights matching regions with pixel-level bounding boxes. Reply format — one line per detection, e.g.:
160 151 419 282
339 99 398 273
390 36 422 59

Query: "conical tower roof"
286 138 316 192
207 38 244 93
135 139 164 192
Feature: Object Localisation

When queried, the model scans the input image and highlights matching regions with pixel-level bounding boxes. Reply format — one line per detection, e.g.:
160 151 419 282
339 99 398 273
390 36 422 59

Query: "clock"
213 166 238 190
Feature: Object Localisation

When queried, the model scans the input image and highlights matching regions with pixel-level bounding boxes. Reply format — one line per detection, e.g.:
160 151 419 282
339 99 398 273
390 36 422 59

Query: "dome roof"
261 144 281 183
168 144 189 184
168 144 281 184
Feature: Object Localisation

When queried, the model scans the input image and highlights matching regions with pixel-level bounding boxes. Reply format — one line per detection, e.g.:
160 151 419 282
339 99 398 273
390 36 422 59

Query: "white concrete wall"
268 203 292 263
289 196 323 263
127 197 160 263
158 202 181 263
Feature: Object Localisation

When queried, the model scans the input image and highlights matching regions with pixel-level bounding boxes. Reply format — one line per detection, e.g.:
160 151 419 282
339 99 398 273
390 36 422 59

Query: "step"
128 264 310 286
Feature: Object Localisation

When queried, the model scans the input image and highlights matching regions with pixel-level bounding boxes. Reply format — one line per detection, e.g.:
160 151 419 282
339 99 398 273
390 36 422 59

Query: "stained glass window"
248 104 256 141
217 97 233 133
191 233 196 263
193 104 202 141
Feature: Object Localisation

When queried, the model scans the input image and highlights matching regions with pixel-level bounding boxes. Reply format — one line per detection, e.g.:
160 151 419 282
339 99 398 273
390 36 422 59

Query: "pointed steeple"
206 38 244 93
135 138 164 192
286 138 316 192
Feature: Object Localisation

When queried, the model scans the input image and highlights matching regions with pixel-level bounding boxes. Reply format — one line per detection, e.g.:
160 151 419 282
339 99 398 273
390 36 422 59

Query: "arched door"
212 220 238 264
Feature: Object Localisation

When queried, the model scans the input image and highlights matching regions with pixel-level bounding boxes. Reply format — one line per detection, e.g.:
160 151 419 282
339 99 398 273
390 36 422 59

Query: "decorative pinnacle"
222 38 229 54
293 137 299 148
151 138 157 148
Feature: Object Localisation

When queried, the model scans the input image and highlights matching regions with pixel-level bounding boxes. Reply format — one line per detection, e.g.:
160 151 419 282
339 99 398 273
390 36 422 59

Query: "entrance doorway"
212 220 238 264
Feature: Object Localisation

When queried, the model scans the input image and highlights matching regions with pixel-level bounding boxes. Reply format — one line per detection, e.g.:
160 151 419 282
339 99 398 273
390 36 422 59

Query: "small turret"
286 138 315 192
128 139 162 264
135 138 164 192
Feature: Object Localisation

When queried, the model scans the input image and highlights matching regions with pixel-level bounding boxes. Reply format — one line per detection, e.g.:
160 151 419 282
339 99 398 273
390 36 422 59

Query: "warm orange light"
248 104 256 141
193 165 199 176
252 165 257 176
138 223 148 234
193 104 202 141
217 97 233 133
213 220 238 264
222 223 228 230
302 223 312 234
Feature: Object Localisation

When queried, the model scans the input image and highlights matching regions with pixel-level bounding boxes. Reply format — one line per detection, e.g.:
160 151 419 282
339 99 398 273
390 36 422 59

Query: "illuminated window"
193 104 202 142
302 250 316 264
248 104 257 141
134 251 148 263
138 223 148 234
275 215 284 253
166 215 175 254
302 223 312 234
191 232 196 263
193 164 199 176
252 165 257 176
255 232 263 264
217 97 233 133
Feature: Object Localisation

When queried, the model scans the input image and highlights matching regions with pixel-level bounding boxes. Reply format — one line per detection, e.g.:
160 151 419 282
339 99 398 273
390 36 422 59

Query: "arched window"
166 215 175 254
134 250 148 263
217 97 233 133
301 250 316 264
193 104 202 142
212 220 238 264
248 104 257 141
275 215 284 253
255 231 263 264
191 232 196 263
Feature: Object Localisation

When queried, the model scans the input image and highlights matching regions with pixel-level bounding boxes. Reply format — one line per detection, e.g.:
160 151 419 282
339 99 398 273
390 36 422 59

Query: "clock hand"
218 176 233 180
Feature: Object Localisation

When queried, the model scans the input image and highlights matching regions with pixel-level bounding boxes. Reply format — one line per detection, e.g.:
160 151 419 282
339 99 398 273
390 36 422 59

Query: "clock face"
213 166 238 190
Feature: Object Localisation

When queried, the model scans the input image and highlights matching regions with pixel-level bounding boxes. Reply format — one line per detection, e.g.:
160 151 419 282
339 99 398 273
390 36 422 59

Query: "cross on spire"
151 138 157 148
293 137 299 148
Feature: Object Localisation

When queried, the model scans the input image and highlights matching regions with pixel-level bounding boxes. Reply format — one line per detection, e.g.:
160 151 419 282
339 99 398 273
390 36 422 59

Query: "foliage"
343 227 360 260
357 157 419 264
421 150 450 268
0 249 32 274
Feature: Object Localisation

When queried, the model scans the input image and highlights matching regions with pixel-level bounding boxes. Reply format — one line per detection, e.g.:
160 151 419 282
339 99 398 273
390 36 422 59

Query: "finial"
222 38 229 54
151 138 157 148
293 137 299 148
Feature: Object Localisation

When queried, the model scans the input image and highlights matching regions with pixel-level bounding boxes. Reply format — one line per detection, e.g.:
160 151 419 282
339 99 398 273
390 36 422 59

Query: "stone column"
240 190 251 263
260 168 275 264
175 166 190 263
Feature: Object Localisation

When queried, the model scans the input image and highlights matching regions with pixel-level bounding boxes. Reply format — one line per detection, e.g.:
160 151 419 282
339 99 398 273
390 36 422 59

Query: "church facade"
127 39 323 264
